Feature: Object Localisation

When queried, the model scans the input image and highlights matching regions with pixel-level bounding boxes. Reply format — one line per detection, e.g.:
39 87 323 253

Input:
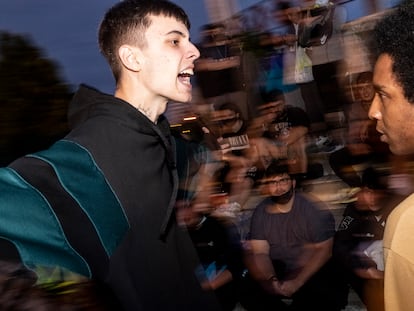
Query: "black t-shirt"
250 194 335 278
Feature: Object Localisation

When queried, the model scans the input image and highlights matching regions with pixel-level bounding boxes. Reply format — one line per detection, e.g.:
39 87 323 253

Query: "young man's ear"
118 45 141 72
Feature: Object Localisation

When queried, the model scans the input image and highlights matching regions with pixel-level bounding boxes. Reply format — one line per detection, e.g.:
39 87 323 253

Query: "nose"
368 94 381 120
188 42 200 60
273 184 284 191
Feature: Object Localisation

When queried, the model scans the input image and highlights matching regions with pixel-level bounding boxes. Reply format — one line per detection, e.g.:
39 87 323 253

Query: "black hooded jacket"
0 85 221 310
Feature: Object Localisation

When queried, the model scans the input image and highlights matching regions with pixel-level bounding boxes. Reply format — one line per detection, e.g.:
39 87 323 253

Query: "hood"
68 84 177 240
68 84 170 134
68 84 113 130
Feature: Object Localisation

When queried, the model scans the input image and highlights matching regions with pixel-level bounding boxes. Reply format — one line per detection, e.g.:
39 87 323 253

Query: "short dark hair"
215 101 242 114
356 71 373 85
262 89 285 103
265 161 291 179
361 167 387 190
373 0 414 103
99 0 190 82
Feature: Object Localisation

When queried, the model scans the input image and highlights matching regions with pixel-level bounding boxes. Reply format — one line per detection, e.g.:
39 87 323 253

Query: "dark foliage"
0 32 72 165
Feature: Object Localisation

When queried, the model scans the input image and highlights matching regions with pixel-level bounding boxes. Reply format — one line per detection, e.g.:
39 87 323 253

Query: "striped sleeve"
1 140 129 280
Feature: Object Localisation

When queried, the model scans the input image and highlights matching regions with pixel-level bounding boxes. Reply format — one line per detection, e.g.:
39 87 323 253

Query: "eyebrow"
165 30 187 38
373 83 386 93
267 175 290 181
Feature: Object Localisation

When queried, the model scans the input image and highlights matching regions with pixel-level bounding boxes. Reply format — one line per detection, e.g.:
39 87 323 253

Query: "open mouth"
178 70 193 86
376 128 387 143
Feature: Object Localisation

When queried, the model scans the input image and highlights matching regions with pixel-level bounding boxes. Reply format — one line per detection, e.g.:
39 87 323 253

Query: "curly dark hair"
373 0 414 103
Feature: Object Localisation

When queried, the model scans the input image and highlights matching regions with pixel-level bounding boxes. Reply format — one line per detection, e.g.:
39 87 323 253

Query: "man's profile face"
137 14 200 107
369 53 414 155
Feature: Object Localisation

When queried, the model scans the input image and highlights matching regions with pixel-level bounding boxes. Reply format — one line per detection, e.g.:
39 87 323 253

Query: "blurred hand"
276 279 303 297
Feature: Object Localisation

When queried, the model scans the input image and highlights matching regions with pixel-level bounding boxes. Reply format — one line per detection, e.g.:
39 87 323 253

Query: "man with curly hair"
369 1 414 310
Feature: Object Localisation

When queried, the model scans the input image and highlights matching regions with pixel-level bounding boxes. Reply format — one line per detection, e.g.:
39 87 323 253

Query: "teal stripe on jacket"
0 167 91 277
31 140 130 257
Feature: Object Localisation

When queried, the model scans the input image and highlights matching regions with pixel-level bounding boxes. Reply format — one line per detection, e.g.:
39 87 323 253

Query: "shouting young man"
0 1 223 310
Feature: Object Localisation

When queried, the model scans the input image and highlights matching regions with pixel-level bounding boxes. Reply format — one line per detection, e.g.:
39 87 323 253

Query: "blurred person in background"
206 102 253 219
284 4 323 114
254 89 312 185
276 3 327 131
172 118 220 216
229 89 319 236
257 1 306 112
309 0 349 117
212 101 250 157
0 1 224 310
368 1 414 310
176 203 245 311
173 113 248 311
195 22 241 97
241 162 347 311
333 167 405 311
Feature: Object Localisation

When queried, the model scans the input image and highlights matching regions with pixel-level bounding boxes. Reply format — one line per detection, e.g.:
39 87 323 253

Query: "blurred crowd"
168 0 414 310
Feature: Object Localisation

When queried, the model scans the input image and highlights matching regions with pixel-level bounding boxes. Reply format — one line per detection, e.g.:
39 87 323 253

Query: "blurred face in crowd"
286 7 302 25
358 81 375 103
270 99 286 118
356 187 385 213
355 74 375 112
356 75 375 106
263 173 295 204
369 53 414 155
211 107 241 134
259 98 286 125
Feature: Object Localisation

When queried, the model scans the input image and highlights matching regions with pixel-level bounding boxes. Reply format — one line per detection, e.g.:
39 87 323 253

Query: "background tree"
0 31 72 165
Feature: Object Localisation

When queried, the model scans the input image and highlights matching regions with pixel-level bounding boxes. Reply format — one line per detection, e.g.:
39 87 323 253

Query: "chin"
173 94 192 104
390 144 412 156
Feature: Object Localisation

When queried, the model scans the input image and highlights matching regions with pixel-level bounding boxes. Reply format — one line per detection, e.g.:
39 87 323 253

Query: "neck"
268 197 294 214
137 105 158 124
114 83 166 124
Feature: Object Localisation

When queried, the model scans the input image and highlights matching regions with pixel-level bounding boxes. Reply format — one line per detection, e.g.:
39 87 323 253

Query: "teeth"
179 69 194 76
